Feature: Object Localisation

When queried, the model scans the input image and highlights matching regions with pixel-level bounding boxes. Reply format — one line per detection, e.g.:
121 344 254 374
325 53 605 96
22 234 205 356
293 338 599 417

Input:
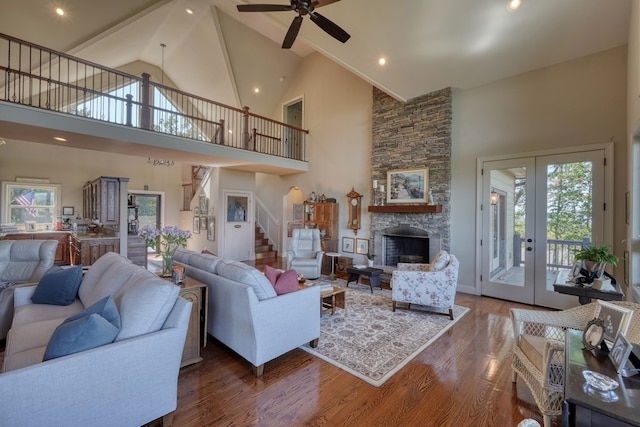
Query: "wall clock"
346 188 362 235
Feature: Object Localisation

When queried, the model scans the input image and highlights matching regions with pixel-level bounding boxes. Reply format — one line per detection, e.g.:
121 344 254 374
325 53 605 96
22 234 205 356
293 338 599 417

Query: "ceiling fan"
237 0 351 49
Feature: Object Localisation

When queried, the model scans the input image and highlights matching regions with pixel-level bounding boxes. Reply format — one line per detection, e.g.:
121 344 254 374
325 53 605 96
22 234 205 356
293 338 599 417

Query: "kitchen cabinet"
303 202 339 274
70 234 120 266
83 177 127 225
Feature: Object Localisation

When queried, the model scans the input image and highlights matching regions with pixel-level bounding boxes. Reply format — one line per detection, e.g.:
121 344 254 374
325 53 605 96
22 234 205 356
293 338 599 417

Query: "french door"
481 149 607 309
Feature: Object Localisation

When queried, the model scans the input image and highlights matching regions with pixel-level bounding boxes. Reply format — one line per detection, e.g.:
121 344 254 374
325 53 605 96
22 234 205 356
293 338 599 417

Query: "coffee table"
321 286 346 316
346 266 383 293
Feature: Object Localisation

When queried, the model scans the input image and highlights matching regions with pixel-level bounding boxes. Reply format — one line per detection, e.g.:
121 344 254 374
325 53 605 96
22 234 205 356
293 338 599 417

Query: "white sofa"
0 239 59 340
0 252 191 427
174 248 321 376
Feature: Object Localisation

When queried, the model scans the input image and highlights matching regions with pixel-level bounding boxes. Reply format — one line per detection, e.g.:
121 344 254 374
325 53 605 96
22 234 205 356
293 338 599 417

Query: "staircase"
255 225 277 262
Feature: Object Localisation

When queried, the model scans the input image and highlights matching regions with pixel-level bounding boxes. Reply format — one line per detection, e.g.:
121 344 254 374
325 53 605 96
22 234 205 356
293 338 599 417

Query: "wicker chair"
510 301 640 427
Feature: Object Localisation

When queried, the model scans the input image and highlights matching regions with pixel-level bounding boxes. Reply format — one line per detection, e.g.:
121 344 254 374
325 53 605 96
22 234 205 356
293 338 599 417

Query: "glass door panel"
482 158 535 304
534 151 604 309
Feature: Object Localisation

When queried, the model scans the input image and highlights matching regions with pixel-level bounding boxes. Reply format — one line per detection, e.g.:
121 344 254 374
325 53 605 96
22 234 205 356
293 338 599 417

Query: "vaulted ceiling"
1 0 632 119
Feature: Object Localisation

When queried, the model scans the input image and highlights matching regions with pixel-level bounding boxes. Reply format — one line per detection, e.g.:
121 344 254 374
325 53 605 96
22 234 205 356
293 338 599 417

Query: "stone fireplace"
380 224 441 266
370 87 452 268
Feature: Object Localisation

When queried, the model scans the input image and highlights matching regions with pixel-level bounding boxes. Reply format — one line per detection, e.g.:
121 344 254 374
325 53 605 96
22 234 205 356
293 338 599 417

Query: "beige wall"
256 52 373 264
453 46 628 291
0 140 185 233
628 0 640 295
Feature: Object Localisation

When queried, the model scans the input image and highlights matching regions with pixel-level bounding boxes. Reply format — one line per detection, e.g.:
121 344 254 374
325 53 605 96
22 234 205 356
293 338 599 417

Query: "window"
2 181 61 230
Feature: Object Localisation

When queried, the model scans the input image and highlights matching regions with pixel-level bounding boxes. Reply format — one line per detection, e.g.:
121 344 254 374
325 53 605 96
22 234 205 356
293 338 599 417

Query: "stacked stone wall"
370 87 452 260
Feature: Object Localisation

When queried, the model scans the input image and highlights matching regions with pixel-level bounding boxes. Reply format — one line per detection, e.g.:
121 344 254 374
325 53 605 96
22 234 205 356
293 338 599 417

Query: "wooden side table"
563 329 640 426
178 277 208 367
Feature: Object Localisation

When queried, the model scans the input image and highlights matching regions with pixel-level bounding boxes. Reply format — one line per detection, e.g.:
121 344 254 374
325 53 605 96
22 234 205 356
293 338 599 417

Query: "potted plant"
574 243 618 277
366 253 375 267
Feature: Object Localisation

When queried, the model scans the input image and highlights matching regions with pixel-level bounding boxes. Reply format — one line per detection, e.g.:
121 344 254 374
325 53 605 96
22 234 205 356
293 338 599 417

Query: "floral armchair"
391 252 459 319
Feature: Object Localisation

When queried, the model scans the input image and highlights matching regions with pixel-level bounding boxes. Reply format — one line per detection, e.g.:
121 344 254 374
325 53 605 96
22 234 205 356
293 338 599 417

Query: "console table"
554 270 624 305
563 329 640 427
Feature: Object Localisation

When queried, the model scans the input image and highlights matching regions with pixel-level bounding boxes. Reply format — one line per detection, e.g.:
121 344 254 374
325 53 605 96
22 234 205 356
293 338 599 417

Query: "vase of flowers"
139 225 192 277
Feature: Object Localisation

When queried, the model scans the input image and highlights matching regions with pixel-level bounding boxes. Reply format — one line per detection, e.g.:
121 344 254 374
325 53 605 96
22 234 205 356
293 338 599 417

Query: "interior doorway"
130 191 163 254
283 96 304 159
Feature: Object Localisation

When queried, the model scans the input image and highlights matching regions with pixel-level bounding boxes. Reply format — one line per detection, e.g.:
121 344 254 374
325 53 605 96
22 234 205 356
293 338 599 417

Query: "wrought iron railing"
0 32 309 161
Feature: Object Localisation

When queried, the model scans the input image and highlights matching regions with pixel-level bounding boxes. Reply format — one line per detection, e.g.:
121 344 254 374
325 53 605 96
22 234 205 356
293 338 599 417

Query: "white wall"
256 52 374 264
627 0 640 296
453 46 628 291
0 140 185 233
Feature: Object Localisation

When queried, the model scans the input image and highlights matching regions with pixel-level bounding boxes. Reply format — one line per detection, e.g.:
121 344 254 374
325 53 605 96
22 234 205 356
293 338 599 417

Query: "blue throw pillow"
43 296 121 361
31 265 83 306
65 295 121 329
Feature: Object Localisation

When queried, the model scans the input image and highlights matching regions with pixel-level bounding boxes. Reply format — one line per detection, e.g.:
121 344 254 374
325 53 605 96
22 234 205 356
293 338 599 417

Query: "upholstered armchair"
510 301 640 427
286 228 323 279
391 253 459 319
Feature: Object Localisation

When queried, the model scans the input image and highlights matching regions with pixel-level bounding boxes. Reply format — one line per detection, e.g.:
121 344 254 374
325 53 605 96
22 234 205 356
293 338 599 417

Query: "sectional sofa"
0 239 58 340
173 248 321 376
0 252 191 427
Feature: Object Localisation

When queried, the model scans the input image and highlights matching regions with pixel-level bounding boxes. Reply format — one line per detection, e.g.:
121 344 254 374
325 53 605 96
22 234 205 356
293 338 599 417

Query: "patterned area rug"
300 279 469 387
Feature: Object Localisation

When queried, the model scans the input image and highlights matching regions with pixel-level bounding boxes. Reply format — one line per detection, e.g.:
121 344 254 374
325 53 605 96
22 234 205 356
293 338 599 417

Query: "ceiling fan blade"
237 4 293 13
309 11 350 43
282 15 304 49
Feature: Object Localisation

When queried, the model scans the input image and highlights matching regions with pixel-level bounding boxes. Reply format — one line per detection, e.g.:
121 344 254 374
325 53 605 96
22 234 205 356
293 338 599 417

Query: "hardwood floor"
155 258 558 427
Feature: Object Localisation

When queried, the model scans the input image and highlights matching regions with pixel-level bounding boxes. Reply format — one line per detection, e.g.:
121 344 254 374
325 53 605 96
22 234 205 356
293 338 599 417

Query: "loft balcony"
0 33 308 175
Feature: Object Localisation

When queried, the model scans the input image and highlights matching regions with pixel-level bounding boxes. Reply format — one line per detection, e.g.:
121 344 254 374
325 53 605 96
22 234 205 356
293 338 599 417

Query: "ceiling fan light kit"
237 0 350 49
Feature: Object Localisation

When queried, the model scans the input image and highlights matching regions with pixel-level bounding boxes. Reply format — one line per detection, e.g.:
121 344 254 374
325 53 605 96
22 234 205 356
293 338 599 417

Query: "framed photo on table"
342 237 354 253
609 333 633 373
387 168 429 204
596 300 633 343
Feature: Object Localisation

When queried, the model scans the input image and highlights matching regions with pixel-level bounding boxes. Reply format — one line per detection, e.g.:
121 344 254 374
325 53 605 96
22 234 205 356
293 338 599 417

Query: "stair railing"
254 197 281 254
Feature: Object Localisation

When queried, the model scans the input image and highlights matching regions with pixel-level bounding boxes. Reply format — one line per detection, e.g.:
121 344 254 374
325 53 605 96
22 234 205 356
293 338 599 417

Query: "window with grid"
2 181 61 230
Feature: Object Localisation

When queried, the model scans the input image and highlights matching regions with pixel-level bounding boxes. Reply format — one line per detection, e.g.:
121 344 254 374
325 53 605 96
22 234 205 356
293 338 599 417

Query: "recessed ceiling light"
378 57 386 66
254 87 260 94
53 136 67 142
55 7 65 16
185 8 194 14
507 0 521 11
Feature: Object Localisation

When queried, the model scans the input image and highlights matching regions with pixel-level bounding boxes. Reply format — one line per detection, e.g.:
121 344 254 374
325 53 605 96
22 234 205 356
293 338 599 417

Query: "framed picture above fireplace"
387 168 429 204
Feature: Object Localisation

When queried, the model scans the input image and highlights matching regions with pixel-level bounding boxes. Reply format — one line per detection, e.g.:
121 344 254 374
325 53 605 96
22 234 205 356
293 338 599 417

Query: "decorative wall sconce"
490 191 499 205
148 158 174 167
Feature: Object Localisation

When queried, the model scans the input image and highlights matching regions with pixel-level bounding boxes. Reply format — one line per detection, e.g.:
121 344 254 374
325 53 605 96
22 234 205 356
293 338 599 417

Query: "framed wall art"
200 216 207 232
342 237 354 253
193 216 200 234
199 195 208 214
62 206 74 216
356 238 369 255
207 217 215 241
387 168 429 204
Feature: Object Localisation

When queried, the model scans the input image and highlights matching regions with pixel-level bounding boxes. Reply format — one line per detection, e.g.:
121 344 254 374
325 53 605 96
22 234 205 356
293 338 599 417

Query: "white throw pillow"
430 250 450 272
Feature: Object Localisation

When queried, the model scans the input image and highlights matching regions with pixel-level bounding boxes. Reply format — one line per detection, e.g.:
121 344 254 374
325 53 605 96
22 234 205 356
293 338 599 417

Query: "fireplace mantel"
368 205 442 213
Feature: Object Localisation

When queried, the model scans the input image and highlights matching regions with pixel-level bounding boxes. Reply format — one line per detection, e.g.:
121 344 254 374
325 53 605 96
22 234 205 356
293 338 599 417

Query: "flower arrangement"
139 225 192 277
